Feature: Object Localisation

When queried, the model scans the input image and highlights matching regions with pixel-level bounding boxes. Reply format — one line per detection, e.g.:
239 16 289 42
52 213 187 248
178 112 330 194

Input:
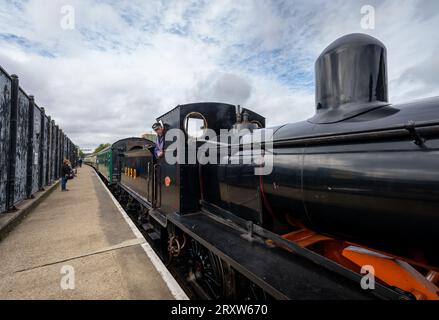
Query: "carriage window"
184 112 207 139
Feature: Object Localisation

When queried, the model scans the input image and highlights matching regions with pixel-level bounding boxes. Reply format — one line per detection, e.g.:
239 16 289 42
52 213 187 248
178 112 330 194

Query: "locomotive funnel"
311 33 389 124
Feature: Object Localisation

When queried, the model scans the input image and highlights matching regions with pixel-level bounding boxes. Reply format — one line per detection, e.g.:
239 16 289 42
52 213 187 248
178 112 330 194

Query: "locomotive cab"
154 102 265 216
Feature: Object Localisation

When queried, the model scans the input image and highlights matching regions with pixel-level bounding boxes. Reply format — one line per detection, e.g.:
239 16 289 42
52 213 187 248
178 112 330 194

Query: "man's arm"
154 145 161 158
155 136 164 158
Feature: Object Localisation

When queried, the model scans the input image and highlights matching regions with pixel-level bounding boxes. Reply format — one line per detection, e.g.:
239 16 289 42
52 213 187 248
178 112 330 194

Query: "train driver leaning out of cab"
152 122 165 159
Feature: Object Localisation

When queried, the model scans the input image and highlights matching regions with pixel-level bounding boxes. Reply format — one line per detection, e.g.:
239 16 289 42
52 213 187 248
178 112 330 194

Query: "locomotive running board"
149 209 167 228
167 205 412 300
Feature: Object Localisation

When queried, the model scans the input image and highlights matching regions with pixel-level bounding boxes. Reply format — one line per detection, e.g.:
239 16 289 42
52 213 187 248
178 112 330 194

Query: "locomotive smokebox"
311 33 388 124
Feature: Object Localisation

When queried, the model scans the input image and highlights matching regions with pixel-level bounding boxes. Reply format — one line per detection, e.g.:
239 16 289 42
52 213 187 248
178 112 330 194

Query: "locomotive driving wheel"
187 239 226 300
243 282 268 301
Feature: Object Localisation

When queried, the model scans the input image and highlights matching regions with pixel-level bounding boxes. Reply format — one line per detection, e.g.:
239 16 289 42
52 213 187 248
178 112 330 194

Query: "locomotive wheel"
137 207 148 225
234 272 269 300
244 283 268 301
187 239 225 299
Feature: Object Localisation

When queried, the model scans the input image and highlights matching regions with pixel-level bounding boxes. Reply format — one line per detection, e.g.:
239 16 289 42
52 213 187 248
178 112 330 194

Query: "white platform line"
94 171 189 300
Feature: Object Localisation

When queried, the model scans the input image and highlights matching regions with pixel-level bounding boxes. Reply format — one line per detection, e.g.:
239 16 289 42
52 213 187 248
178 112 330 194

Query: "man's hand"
158 151 164 158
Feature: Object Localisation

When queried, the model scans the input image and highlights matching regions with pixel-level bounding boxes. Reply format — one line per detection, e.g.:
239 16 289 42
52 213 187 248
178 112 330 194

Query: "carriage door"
146 159 161 208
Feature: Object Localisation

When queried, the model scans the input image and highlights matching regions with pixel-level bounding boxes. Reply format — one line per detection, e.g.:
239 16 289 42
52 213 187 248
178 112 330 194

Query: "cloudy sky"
0 0 438 151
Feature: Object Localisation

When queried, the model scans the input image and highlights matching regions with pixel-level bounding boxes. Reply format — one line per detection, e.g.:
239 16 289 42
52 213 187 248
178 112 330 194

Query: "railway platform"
0 165 187 300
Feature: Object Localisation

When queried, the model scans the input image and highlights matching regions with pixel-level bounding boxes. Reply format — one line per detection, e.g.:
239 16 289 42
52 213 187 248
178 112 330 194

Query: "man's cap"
152 122 162 130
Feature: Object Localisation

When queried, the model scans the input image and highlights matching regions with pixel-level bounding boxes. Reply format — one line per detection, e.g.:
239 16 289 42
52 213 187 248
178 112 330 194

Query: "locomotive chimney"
310 33 389 124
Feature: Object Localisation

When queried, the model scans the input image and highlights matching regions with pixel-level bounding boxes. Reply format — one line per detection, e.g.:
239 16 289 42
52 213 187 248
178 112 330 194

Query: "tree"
93 143 111 154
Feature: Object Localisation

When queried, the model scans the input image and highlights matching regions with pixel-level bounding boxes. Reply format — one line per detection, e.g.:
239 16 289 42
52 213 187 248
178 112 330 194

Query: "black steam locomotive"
90 34 439 300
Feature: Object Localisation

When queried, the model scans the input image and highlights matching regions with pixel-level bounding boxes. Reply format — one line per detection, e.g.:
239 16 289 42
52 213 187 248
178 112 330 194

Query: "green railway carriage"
96 146 113 183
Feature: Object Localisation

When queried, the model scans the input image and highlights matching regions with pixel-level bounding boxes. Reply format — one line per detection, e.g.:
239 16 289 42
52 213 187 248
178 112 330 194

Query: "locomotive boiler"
92 33 439 300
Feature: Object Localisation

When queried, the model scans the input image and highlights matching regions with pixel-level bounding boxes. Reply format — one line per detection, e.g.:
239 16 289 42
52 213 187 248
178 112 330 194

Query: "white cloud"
0 0 437 150
191 72 252 104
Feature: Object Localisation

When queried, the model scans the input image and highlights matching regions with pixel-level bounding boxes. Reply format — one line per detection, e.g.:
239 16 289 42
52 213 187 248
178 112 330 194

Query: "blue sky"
0 0 438 150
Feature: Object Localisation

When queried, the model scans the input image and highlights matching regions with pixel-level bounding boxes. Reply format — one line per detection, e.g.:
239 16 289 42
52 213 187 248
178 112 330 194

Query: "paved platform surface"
0 166 184 300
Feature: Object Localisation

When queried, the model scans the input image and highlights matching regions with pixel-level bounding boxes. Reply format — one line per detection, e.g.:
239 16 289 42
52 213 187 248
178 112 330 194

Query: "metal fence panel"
32 106 42 194
43 115 49 186
0 70 11 213
0 66 77 213
14 89 29 204
51 121 56 181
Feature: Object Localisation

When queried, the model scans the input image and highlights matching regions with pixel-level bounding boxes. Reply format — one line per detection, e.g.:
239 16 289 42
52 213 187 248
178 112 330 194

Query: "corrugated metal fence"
0 66 78 213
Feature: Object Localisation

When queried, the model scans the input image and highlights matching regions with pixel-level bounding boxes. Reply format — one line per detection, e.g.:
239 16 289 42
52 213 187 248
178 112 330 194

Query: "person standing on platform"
61 159 71 191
